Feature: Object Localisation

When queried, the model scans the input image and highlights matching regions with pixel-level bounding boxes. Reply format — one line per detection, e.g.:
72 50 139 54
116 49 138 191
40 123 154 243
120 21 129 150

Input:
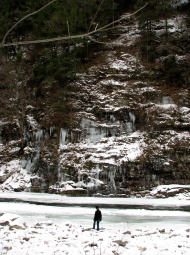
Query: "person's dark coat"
94 209 102 221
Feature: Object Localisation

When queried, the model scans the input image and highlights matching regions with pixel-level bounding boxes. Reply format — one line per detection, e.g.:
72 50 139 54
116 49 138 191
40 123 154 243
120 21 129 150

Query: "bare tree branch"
0 2 148 48
1 0 57 45
96 3 148 33
67 21 70 37
88 0 105 33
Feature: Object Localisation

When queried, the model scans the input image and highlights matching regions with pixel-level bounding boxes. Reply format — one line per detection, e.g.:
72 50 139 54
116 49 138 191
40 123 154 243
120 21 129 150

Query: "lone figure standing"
93 206 102 231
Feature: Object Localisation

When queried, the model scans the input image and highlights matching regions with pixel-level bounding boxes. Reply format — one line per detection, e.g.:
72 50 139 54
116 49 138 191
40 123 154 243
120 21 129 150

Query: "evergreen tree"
134 0 176 62
135 0 174 36
135 0 158 35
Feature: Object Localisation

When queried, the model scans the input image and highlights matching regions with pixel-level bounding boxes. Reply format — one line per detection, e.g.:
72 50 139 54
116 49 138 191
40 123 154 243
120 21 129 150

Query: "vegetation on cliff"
0 0 190 194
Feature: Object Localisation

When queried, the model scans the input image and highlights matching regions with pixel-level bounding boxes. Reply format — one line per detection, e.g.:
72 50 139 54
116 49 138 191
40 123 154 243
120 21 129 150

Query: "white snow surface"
0 193 190 255
26 115 39 130
1 189 190 205
155 15 188 37
171 0 189 7
0 160 32 192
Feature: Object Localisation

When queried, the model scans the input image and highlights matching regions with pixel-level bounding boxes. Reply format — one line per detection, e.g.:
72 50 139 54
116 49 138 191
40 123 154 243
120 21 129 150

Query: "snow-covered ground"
1 193 190 254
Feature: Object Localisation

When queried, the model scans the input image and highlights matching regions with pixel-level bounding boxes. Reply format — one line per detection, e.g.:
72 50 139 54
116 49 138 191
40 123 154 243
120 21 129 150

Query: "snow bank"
0 212 190 255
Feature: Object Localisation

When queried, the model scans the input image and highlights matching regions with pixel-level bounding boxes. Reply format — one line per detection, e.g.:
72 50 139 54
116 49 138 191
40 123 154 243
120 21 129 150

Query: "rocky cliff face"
0 4 190 196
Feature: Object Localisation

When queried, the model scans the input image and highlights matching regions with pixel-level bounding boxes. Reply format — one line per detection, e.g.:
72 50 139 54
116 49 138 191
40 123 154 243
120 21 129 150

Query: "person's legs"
93 220 96 229
97 220 99 231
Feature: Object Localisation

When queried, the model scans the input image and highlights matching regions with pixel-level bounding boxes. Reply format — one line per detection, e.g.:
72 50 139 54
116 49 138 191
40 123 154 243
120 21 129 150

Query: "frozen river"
1 192 190 230
1 192 190 255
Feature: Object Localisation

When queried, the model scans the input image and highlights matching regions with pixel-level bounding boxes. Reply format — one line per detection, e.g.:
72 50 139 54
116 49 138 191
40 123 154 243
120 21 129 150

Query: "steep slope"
0 3 190 196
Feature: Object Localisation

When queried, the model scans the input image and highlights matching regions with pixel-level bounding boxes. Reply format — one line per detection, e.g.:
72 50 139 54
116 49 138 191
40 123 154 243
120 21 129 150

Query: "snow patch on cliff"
0 160 32 192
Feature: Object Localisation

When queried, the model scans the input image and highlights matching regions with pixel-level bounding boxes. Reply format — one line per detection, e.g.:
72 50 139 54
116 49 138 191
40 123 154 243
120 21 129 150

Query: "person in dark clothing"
93 206 102 231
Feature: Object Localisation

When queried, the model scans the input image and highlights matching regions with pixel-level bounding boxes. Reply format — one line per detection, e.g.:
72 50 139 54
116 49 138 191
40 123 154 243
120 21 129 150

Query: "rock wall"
0 7 190 196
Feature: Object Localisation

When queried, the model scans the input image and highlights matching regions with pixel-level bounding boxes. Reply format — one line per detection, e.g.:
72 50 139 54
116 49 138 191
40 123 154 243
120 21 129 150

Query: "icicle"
33 130 44 141
71 131 75 142
60 128 67 146
123 122 133 134
152 174 157 181
58 170 64 183
110 115 116 122
22 147 41 173
50 126 55 137
78 171 81 182
129 112 136 125
108 166 116 192
95 165 100 180
119 166 122 174
80 118 107 143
